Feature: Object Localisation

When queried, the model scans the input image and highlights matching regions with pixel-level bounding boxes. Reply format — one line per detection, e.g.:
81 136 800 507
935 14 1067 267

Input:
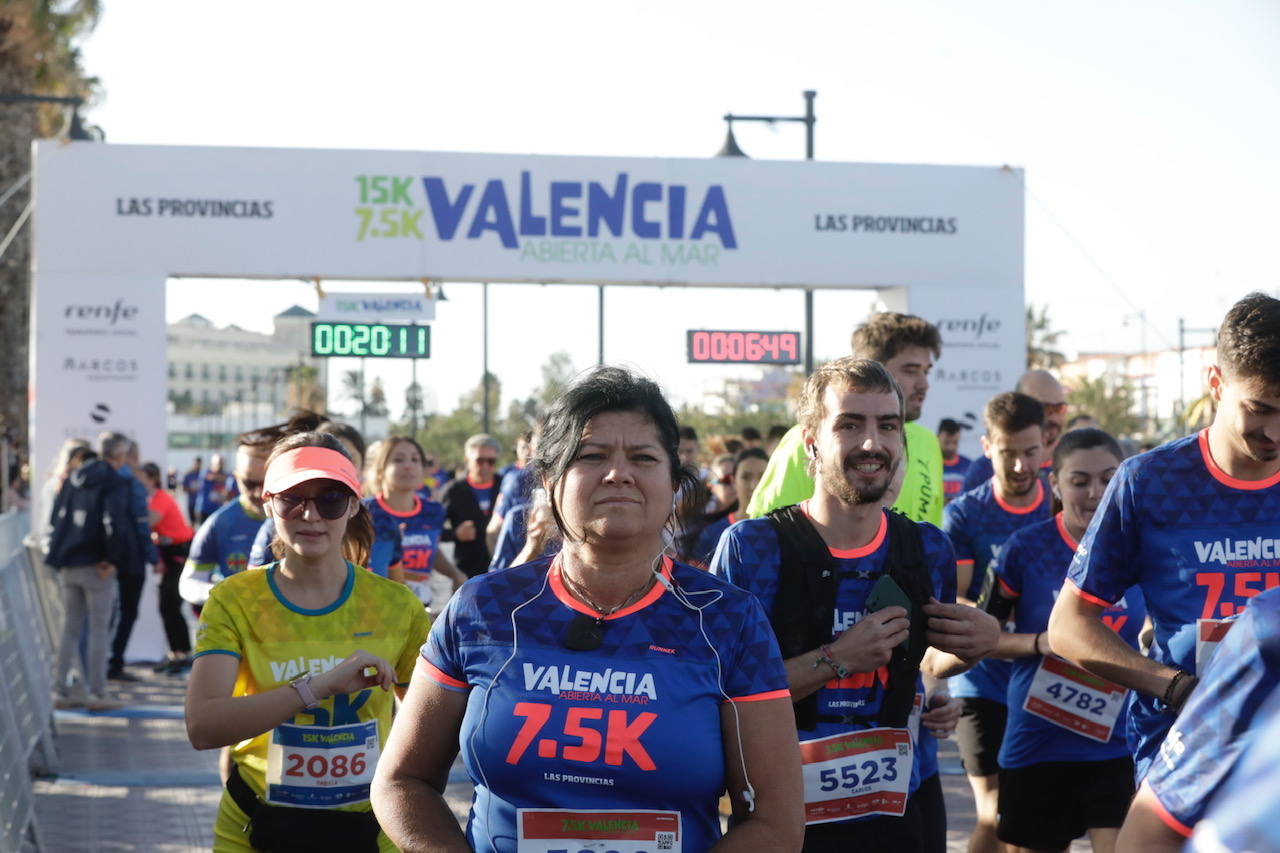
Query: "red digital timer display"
687 330 802 364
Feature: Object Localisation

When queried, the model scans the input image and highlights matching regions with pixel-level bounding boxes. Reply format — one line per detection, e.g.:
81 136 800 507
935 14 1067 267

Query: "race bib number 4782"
1024 656 1126 743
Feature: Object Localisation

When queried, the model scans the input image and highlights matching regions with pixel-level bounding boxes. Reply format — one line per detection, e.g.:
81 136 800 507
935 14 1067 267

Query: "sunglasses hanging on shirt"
562 612 607 651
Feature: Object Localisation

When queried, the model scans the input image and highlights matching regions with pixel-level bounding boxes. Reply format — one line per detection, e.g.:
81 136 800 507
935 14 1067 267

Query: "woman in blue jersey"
372 366 804 853
365 436 467 605
978 428 1144 853
185 432 430 853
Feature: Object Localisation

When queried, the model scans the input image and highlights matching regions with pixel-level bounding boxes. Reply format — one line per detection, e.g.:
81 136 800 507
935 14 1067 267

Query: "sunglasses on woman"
270 489 352 520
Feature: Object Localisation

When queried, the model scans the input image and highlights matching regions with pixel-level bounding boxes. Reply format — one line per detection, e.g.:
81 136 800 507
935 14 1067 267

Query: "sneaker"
107 668 140 682
53 693 86 710
85 694 125 712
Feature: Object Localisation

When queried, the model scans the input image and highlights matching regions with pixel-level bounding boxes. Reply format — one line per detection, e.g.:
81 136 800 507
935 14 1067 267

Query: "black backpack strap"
879 511 933 727
765 505 836 732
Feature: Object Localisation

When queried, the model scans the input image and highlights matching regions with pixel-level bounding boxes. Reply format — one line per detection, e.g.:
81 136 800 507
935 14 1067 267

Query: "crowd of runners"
34 290 1280 852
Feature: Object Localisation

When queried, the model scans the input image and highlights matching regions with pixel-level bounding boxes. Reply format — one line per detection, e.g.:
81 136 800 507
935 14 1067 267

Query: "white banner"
30 142 1024 512
33 142 1022 287
317 291 436 322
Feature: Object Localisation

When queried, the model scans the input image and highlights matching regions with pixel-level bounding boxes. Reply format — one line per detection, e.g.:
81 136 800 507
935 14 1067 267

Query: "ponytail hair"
266 431 373 568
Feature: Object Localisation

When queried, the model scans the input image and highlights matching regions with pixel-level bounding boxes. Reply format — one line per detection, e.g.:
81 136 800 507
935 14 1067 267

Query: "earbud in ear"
807 444 819 460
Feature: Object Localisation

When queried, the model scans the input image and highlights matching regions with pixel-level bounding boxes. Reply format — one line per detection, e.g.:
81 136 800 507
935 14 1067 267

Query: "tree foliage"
0 1 103 445
285 364 325 414
1067 375 1143 437
1026 304 1067 370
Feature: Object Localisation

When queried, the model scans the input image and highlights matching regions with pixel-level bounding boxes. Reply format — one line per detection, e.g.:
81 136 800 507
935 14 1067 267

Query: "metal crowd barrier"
0 510 56 853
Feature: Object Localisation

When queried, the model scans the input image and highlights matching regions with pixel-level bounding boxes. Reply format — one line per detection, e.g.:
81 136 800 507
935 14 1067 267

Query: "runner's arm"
920 600 1002 677
371 674 471 853
784 607 910 701
712 697 804 852
178 560 216 606
1047 586 1178 698
430 548 467 589
485 510 502 552
185 649 396 750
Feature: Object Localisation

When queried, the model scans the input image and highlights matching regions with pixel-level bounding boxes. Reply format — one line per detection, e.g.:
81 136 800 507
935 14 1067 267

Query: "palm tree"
1026 304 1067 370
285 365 326 414
1068 376 1142 437
0 1 102 443
341 369 366 417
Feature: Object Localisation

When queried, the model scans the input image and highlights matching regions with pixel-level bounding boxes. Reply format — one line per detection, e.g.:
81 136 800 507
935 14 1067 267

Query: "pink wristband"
290 673 320 709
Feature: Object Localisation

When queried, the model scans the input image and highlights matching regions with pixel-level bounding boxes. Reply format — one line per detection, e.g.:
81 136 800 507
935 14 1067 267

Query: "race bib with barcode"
516 809 681 852
265 719 379 808
1023 655 1126 744
799 727 912 824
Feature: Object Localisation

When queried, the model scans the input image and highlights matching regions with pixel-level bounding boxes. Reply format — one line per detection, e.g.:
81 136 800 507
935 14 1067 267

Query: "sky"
76 0 1280 421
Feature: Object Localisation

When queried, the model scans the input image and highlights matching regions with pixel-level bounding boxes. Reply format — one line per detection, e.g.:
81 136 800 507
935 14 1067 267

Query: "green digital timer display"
310 322 430 358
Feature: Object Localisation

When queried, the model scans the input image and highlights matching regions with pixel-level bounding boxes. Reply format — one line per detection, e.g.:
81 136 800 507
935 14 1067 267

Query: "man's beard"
1001 471 1038 497
819 451 898 506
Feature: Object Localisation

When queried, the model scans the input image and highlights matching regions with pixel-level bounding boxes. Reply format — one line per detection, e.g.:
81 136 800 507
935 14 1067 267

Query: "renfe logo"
421 171 738 250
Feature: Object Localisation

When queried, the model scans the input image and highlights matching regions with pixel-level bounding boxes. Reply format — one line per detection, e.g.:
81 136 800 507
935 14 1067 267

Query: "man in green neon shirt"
746 312 944 526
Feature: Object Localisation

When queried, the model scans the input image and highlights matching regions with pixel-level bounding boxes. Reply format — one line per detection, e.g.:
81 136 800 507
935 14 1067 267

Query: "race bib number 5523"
799 727 912 824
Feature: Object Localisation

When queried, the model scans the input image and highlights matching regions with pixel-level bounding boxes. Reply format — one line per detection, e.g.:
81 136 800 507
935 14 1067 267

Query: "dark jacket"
46 460 140 570
439 477 501 577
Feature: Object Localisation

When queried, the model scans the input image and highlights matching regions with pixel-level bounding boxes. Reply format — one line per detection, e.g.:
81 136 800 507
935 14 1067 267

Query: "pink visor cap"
262 447 362 499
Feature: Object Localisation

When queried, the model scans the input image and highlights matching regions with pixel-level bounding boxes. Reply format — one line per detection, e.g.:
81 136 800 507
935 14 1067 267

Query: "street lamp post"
716 90 818 373
1178 318 1218 425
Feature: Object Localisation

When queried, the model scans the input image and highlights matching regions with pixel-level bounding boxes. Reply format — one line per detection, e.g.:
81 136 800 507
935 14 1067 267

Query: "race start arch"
30 141 1024 493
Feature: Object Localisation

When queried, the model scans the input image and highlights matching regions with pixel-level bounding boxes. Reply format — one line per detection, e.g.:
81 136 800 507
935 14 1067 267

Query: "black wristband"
1033 632 1044 656
1163 670 1199 713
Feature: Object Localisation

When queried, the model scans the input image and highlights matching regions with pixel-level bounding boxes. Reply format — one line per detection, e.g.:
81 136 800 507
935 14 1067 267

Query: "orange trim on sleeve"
416 656 467 689
726 689 792 704
997 576 1020 598
1065 579 1116 609
1138 780 1194 838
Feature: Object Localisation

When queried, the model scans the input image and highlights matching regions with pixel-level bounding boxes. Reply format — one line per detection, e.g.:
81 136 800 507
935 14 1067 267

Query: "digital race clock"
687 330 801 364
310 322 430 358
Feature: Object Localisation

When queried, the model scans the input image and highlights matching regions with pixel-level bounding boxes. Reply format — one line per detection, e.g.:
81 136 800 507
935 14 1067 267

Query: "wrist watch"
290 673 321 709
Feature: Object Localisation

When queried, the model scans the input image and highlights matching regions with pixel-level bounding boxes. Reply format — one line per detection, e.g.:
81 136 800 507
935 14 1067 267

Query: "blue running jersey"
420 556 789 853
943 480 1051 704
1066 429 1280 781
366 496 442 601
493 467 534 523
709 507 957 803
1138 586 1280 837
691 513 738 569
995 514 1146 768
249 517 274 570
1188 689 1280 852
942 454 971 503
183 498 267 604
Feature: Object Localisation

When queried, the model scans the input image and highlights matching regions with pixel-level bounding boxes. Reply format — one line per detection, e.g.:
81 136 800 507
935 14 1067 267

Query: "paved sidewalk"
33 664 1083 851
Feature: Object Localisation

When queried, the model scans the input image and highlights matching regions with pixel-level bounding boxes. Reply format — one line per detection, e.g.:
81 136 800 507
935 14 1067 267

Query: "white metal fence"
0 511 58 853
